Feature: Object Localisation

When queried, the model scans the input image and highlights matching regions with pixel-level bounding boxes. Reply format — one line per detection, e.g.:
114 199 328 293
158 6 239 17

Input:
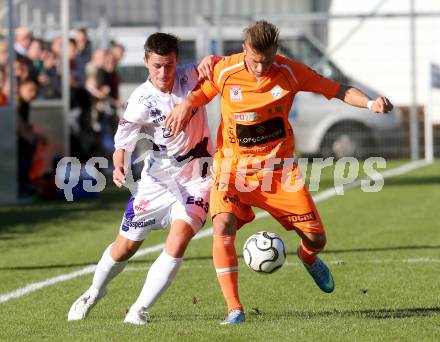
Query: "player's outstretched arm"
335 84 393 113
164 87 211 135
113 148 127 187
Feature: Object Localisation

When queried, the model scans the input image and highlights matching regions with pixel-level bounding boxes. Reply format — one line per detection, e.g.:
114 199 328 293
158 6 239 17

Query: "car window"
280 38 347 83
223 40 242 55
224 38 346 83
178 40 197 65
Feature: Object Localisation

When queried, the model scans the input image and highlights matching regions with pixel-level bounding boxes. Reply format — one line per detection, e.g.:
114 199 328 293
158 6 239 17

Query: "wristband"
367 100 374 111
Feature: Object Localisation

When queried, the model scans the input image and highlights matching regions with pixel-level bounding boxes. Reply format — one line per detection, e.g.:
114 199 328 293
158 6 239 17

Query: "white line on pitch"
0 160 429 304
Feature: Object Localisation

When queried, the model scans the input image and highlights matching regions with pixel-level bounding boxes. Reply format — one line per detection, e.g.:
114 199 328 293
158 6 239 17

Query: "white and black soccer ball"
243 231 286 273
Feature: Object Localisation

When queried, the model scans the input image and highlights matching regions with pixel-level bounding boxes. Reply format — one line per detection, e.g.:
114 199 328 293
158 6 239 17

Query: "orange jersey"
201 53 340 173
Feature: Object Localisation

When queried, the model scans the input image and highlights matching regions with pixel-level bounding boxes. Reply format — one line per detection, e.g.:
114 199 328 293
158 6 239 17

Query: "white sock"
130 250 183 312
91 244 128 296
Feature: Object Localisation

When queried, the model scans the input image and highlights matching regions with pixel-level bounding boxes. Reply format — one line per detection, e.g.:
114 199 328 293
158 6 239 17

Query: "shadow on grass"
2 244 439 271
0 259 146 271
260 307 440 320
324 245 440 254
382 176 440 187
0 186 128 235
149 306 440 322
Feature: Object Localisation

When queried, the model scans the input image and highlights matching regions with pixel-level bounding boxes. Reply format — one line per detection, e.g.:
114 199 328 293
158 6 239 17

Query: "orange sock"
213 234 243 312
299 240 322 265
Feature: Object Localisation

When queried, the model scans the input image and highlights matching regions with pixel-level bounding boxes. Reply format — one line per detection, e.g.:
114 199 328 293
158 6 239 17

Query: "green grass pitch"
0 160 439 341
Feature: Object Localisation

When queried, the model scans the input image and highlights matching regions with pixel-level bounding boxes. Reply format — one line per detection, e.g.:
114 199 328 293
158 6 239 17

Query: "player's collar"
145 77 176 96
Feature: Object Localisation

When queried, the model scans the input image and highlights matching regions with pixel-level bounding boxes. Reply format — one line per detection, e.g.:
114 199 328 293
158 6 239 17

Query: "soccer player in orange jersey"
165 21 393 324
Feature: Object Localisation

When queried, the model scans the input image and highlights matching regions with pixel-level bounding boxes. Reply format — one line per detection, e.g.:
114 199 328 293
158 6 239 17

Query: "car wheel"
321 124 374 159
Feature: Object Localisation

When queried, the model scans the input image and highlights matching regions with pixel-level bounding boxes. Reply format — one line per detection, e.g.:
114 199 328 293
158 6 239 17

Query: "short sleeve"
181 64 199 90
114 86 152 151
200 58 225 100
200 79 220 99
123 89 150 124
294 62 341 100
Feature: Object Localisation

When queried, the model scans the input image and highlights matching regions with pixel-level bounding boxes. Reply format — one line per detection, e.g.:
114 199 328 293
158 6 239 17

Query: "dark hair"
144 32 179 58
110 40 125 51
69 38 77 48
77 28 88 36
19 78 38 88
243 21 279 52
30 38 44 48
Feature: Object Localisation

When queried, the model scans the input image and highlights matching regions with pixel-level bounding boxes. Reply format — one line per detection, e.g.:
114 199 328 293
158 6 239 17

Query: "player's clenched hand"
112 149 126 187
197 55 215 81
371 96 393 113
197 55 221 81
164 99 193 136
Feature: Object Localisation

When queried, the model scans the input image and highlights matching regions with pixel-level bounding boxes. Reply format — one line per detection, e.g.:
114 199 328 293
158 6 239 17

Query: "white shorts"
119 174 211 241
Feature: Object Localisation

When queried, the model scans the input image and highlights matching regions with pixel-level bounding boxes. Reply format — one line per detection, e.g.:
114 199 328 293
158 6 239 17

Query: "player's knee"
310 233 326 250
166 220 196 257
302 232 326 251
165 245 185 258
111 241 140 262
111 251 129 262
213 213 237 235
165 238 190 258
111 249 134 262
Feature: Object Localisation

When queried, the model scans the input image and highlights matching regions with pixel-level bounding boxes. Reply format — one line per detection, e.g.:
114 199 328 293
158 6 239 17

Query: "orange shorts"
210 165 324 234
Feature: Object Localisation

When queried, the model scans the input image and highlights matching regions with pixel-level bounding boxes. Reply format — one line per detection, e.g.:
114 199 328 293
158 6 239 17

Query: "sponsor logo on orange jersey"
240 143 279 154
233 112 257 122
230 86 242 102
279 211 317 223
236 117 286 147
227 126 236 143
223 194 241 206
271 85 283 99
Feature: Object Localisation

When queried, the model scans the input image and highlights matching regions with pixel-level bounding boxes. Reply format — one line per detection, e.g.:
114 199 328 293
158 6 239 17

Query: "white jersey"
114 64 213 183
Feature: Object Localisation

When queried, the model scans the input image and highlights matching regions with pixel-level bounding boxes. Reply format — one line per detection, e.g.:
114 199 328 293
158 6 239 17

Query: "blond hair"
243 21 279 52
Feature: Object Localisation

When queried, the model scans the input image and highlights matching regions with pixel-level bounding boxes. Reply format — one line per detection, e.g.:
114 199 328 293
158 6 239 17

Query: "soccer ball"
243 231 286 273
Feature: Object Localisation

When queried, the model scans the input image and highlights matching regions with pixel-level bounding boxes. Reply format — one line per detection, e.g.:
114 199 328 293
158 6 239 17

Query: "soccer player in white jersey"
67 33 214 325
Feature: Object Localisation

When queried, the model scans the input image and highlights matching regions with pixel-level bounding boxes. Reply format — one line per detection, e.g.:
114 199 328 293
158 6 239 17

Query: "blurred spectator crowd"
0 26 125 197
